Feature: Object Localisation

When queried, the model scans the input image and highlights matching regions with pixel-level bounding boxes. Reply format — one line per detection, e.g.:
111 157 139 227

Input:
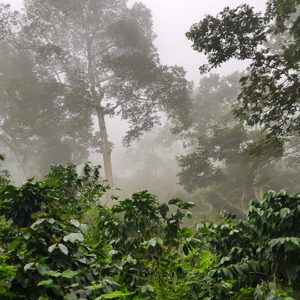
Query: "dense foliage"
178 0 300 215
0 0 299 299
0 38 91 178
177 73 300 216
0 157 299 299
186 0 300 138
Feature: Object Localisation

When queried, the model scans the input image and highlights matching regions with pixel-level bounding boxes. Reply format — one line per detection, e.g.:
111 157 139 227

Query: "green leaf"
45 270 62 278
31 218 46 229
9 239 20 251
70 219 80 227
149 238 156 247
38 257 47 264
63 232 84 243
269 239 279 248
38 279 57 288
95 291 134 299
290 237 300 247
61 269 81 279
23 232 31 240
222 268 233 279
280 207 290 218
58 243 68 255
36 263 48 276
80 224 89 235
126 255 137 265
141 284 155 293
156 237 163 245
85 284 103 290
64 293 78 300
48 244 57 253
24 262 35 272
168 198 182 205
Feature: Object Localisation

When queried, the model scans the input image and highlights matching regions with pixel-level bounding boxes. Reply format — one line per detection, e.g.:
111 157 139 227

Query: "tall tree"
186 0 300 138
20 0 191 187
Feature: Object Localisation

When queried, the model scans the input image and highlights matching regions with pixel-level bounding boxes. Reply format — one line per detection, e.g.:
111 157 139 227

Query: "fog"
5 0 266 82
1 1 299 297
1 0 298 216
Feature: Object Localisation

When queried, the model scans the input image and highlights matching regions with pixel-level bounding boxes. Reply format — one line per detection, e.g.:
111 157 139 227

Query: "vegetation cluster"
0 157 299 299
0 0 299 299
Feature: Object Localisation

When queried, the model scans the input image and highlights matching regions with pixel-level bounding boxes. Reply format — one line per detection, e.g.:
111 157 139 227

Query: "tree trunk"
12 148 28 180
87 40 114 201
241 172 255 213
96 107 114 189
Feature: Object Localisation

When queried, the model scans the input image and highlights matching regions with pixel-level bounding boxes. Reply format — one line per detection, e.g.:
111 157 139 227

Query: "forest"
0 0 299 299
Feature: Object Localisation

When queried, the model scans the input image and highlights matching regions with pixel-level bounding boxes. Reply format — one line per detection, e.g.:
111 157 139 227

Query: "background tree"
20 0 191 187
186 0 300 138
0 33 92 179
177 73 300 215
114 125 184 201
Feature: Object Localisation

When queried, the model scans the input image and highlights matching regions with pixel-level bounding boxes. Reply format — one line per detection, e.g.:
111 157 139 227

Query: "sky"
127 0 266 82
3 0 267 166
5 0 266 82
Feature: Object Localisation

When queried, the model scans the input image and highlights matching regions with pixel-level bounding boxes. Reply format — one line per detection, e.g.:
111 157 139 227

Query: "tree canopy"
22 0 192 186
0 0 192 186
0 38 91 178
186 0 300 138
177 73 300 215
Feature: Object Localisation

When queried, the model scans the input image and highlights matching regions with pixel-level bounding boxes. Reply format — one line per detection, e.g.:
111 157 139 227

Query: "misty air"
0 0 299 299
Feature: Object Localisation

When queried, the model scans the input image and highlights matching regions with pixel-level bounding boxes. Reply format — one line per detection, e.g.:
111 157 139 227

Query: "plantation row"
0 158 299 299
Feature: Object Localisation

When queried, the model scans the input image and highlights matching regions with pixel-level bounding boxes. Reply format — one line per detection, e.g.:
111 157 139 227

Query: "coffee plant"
0 156 299 299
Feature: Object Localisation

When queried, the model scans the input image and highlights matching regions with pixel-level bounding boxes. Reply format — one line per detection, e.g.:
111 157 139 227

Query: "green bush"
0 157 299 299
196 190 300 299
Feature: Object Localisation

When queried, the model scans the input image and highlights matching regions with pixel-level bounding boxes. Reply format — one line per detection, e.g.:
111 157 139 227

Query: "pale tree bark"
96 107 114 189
86 38 115 194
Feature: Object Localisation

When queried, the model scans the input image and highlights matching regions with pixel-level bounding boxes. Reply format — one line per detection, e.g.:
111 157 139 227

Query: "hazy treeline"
0 0 300 299
0 0 299 217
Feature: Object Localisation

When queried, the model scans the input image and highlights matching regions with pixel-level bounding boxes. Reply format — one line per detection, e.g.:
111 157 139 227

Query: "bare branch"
92 44 115 59
98 75 116 83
